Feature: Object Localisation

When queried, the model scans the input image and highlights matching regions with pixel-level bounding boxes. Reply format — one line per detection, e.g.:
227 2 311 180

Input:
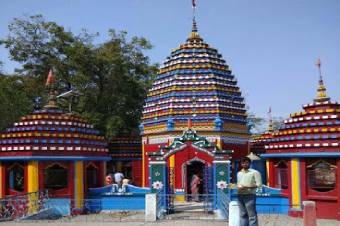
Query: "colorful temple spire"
141 18 248 139
267 106 274 132
314 59 330 103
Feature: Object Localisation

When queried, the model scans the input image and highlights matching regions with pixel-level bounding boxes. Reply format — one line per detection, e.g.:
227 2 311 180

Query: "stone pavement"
1 219 340 226
0 211 339 226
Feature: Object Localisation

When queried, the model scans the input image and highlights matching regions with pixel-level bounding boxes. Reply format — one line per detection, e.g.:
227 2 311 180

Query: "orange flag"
45 69 55 86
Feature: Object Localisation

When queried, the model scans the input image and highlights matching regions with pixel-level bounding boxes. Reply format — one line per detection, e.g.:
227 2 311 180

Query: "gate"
166 166 175 213
203 165 214 212
157 193 218 220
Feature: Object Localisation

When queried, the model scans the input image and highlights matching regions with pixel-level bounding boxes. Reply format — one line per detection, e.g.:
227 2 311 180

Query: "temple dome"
0 71 108 156
142 20 248 136
0 109 108 155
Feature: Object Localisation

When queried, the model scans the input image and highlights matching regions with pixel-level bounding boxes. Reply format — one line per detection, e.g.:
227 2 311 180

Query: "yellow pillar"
74 161 84 209
0 162 5 198
291 158 301 209
27 161 39 213
216 137 222 149
266 160 270 186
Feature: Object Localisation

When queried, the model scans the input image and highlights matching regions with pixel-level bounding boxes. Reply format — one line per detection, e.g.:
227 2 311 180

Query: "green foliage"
247 112 266 134
0 15 157 138
0 75 34 131
247 111 285 134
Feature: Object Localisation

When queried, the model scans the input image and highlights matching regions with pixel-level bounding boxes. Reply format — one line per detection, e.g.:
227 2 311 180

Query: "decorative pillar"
216 137 222 149
0 162 5 198
149 161 166 193
27 161 39 213
290 158 302 210
74 161 84 210
214 160 230 195
266 159 270 186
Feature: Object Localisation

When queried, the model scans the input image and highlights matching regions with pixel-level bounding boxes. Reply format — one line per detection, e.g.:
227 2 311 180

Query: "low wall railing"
0 190 49 221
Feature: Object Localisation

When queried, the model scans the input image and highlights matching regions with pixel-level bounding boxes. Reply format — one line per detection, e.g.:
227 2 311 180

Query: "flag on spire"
268 106 272 114
315 58 321 69
192 0 196 8
45 69 55 86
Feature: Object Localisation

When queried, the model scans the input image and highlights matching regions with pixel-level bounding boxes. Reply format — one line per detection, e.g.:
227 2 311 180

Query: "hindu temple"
0 70 110 213
140 18 249 195
262 62 340 220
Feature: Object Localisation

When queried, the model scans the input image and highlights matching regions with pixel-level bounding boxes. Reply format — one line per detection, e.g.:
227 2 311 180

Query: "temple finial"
192 17 198 32
44 69 58 109
189 0 200 39
267 106 273 132
314 59 330 103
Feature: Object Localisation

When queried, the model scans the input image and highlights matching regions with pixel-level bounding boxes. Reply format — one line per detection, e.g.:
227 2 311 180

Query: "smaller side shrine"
0 70 110 213
262 60 340 220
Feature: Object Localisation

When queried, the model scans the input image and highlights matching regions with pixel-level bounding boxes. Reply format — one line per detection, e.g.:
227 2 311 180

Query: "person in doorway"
190 173 201 202
237 157 262 226
114 171 124 189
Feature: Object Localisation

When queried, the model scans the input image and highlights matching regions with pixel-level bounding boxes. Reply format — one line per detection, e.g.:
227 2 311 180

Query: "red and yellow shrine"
262 62 340 220
0 71 110 211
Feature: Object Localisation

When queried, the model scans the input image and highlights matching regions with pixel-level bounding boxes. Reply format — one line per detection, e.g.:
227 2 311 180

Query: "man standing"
237 157 262 226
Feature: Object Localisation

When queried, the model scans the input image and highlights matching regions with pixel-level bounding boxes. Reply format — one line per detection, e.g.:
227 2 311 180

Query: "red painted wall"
222 142 248 160
39 161 73 198
132 160 142 187
172 143 213 191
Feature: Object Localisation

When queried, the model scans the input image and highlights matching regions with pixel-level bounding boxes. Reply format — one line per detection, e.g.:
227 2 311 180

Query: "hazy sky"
1 0 339 121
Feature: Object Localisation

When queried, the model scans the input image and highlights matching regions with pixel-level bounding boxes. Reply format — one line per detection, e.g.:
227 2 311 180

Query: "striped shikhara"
142 23 248 135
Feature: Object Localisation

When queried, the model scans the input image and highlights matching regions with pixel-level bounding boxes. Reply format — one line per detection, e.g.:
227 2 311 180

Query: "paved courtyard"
0 214 339 226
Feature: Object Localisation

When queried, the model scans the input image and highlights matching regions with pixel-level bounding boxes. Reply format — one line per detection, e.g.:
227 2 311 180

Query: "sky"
1 0 339 121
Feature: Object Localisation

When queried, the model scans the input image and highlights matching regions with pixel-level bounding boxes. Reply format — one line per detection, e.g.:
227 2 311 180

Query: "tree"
0 15 157 138
247 112 266 134
0 75 34 131
271 116 285 130
0 61 3 74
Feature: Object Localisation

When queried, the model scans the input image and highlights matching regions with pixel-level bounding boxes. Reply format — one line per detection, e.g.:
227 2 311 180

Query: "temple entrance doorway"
186 160 205 200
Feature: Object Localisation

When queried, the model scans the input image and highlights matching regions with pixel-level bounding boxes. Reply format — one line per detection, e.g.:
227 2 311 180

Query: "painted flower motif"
216 180 228 190
152 181 164 190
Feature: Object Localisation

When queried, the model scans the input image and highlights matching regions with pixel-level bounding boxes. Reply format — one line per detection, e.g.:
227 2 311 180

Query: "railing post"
303 201 317 226
229 201 240 226
145 193 157 222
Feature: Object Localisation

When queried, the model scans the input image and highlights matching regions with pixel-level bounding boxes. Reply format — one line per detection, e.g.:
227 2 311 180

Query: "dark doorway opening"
186 160 205 200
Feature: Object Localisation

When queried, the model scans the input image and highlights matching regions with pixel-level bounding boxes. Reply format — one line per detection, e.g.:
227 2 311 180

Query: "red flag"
192 0 196 8
45 69 55 86
315 58 321 68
